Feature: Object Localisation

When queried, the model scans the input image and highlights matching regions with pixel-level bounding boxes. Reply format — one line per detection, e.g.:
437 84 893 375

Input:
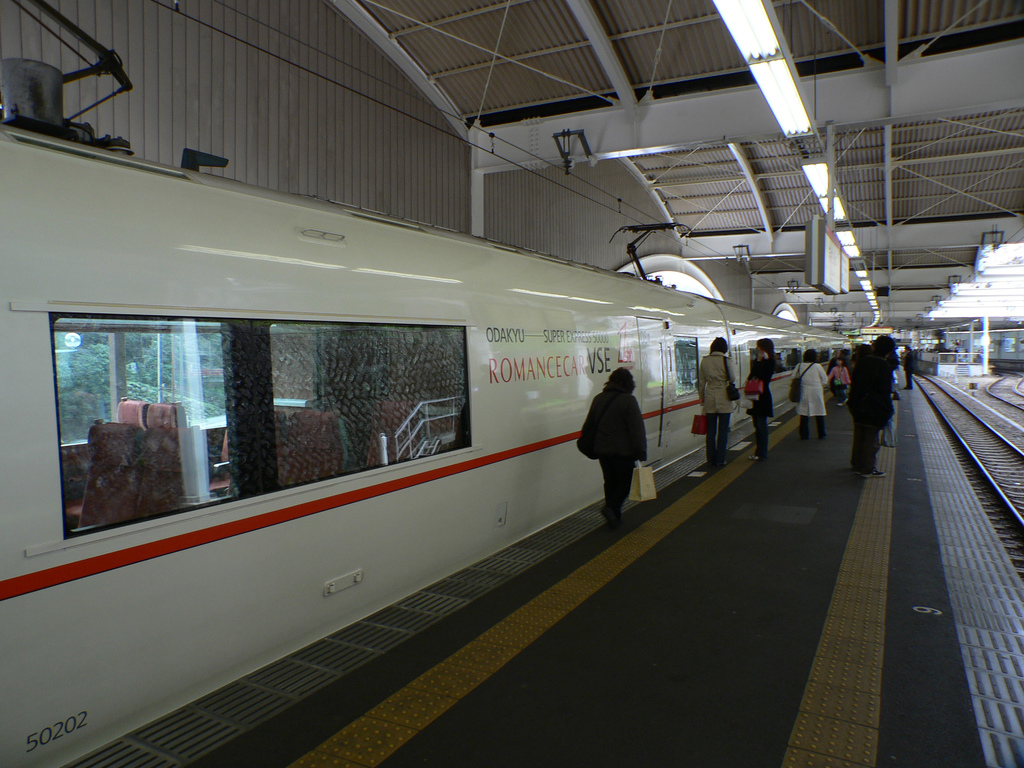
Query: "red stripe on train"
0 400 710 601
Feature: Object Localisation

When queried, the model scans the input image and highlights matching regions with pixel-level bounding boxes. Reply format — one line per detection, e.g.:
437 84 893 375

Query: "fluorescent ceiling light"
751 59 811 135
816 195 846 220
929 305 1024 318
854 269 868 278
712 0 780 60
977 242 1024 272
802 163 829 197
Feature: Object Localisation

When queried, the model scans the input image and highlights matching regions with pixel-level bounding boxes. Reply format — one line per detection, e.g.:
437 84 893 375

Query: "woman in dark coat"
848 335 896 477
746 338 775 462
581 367 647 528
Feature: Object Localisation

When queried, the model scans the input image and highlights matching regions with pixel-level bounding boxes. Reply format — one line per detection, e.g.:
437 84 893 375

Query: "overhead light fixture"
713 0 779 59
712 0 812 136
749 60 811 136
802 162 846 220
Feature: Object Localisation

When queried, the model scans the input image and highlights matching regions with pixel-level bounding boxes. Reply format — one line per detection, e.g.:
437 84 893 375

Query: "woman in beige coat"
697 337 737 466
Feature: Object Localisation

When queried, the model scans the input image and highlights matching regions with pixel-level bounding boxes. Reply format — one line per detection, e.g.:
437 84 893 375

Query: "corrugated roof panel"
903 0 1024 40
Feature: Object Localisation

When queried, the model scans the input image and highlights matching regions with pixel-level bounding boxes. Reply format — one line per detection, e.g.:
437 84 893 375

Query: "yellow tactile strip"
289 420 801 768
782 431 896 768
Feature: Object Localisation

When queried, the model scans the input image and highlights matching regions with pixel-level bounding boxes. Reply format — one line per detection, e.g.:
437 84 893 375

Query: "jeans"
752 415 769 459
599 457 635 515
705 413 731 465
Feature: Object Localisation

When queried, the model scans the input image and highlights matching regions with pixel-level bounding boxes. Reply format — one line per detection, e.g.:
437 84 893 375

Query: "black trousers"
851 422 881 473
799 415 826 439
599 457 635 515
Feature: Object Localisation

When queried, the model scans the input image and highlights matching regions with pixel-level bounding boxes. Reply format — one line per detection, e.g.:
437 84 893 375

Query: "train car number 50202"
26 711 88 752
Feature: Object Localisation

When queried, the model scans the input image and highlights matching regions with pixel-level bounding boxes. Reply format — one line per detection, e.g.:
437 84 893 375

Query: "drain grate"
446 568 507 588
194 681 294 727
397 591 468 615
365 605 440 633
67 739 177 768
133 709 239 761
423 577 494 600
247 658 338 698
472 555 535 575
330 621 410 651
292 639 378 675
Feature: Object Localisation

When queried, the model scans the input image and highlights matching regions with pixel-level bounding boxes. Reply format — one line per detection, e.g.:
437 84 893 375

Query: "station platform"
173 387 1024 768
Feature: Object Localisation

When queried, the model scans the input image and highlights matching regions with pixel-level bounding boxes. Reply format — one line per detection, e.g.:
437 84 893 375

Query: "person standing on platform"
746 338 775 462
848 335 896 478
581 367 647 528
698 336 738 467
902 346 915 389
795 349 829 439
827 356 851 406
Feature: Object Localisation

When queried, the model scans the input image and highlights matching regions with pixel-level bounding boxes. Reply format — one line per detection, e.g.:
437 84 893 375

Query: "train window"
673 337 699 396
266 321 469 485
52 313 470 537
52 315 233 535
781 347 801 371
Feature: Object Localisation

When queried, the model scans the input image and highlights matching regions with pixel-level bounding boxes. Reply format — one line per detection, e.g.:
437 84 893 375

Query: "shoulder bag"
723 356 740 401
577 392 620 459
788 364 810 403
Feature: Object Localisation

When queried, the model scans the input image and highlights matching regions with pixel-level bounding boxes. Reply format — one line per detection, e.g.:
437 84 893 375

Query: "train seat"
116 398 148 427
135 427 186 518
79 422 144 528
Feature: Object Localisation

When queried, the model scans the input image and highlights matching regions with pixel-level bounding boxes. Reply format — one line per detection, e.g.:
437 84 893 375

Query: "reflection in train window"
51 314 470 537
52 315 232 536
673 337 699 396
267 321 470 487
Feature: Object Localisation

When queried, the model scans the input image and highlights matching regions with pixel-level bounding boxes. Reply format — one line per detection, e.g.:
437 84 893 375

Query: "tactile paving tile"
288 751 365 768
781 746 871 767
366 687 458 730
789 712 878 765
784 435 895 767
317 717 417 765
406 659 491 698
475 618 549 649
809 656 882 697
801 679 881 728
445 639 521 673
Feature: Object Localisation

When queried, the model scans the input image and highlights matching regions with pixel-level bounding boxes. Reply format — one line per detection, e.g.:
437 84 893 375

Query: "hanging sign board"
804 216 845 295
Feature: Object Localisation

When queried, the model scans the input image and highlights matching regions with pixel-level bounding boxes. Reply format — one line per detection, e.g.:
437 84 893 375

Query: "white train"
0 124 844 767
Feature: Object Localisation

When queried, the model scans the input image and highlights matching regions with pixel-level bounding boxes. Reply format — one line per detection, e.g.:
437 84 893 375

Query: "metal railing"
394 397 463 461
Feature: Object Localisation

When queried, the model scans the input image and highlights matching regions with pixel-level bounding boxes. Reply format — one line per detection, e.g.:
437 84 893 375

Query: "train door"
635 317 666 463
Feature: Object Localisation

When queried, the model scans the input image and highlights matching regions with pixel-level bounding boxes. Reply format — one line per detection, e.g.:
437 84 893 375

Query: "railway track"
918 375 1024 571
985 375 1024 420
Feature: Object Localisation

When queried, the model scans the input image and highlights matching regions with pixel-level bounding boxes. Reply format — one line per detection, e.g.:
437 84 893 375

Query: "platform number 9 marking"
913 606 944 615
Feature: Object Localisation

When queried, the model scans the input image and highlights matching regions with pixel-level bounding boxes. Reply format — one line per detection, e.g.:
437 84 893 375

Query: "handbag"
788 365 810 403
629 461 657 501
577 392 620 459
723 357 740 401
691 413 708 435
744 378 763 396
